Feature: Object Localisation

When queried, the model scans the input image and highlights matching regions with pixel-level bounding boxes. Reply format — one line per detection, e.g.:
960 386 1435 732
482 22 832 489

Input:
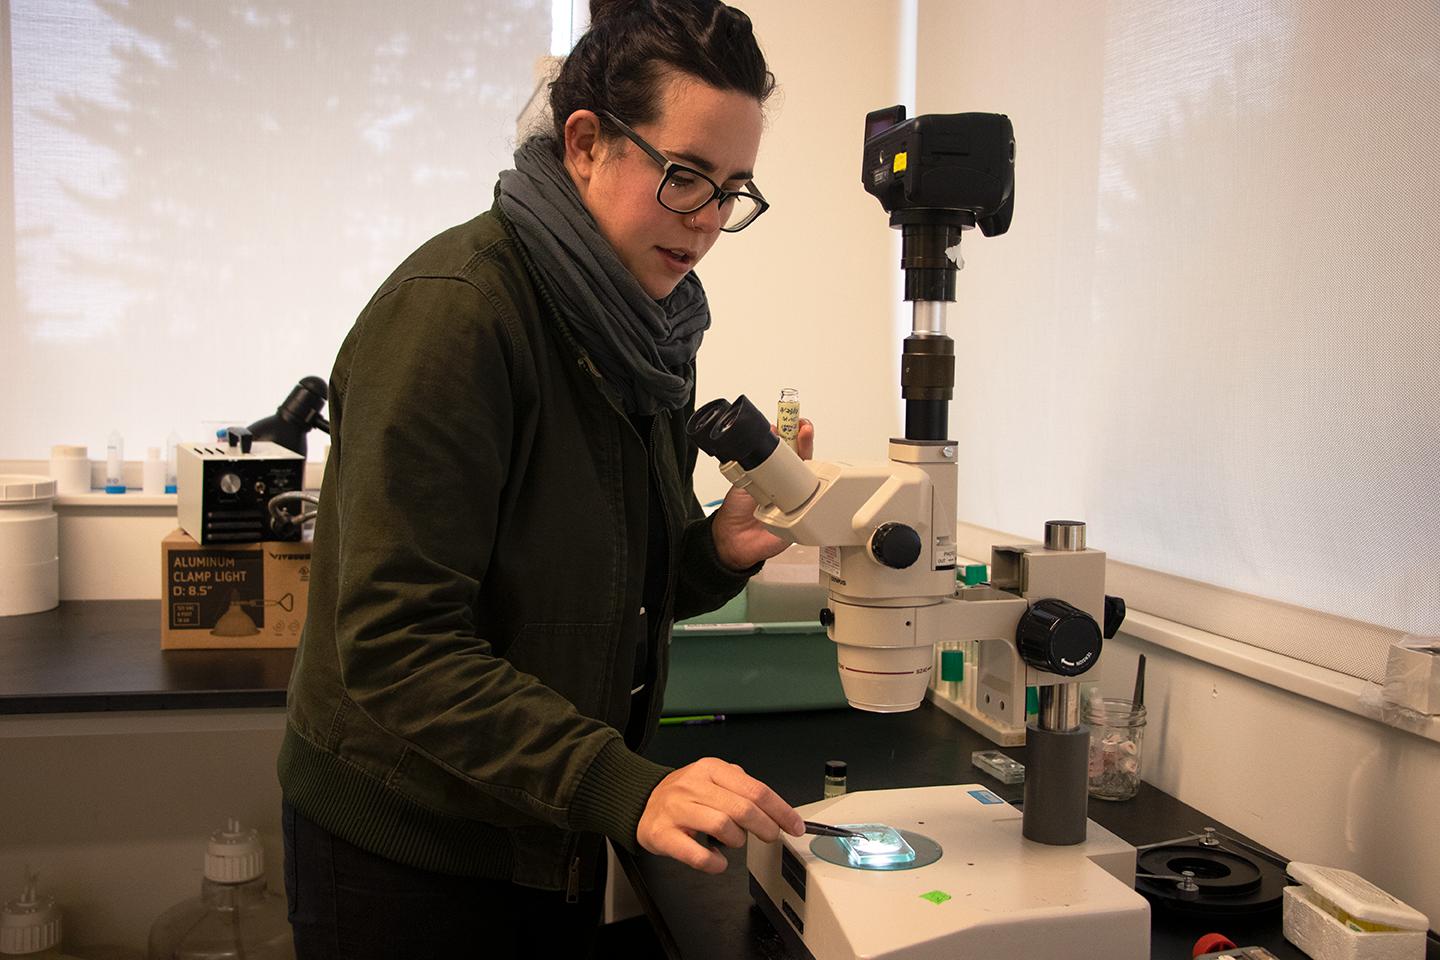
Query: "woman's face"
565 73 764 300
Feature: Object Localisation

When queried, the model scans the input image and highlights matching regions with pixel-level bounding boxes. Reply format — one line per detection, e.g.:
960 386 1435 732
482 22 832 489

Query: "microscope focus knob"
870 522 922 569
1016 599 1102 676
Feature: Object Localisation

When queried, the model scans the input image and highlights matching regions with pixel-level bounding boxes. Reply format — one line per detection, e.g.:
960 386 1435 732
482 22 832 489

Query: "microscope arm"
722 457 920 548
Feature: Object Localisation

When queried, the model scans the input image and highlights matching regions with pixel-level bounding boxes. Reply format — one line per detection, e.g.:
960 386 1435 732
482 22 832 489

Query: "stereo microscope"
688 106 1150 959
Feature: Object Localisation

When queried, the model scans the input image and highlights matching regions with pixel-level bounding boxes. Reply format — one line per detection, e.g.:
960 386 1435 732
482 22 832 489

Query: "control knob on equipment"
1103 594 1127 639
1016 598 1101 676
869 522 922 569
219 473 242 495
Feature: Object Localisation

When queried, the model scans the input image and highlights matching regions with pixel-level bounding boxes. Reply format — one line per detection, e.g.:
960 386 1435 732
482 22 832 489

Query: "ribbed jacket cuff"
569 738 672 853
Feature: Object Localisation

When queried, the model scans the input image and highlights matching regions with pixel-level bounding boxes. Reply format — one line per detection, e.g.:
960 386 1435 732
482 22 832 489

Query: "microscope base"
747 785 1150 960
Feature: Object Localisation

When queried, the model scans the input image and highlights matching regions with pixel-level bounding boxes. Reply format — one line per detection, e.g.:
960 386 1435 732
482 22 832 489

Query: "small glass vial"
823 760 847 798
1085 698 1147 801
777 388 800 449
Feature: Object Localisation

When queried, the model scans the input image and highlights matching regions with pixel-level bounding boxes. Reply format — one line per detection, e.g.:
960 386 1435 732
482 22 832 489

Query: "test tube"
963 639 978 708
938 641 965 703
165 431 180 494
105 430 125 494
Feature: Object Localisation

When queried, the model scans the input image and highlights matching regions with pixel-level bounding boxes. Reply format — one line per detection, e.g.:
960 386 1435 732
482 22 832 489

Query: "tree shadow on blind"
8 0 548 454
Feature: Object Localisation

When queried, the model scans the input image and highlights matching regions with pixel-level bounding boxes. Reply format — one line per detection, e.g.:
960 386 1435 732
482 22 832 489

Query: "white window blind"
2 0 552 459
917 0 1440 681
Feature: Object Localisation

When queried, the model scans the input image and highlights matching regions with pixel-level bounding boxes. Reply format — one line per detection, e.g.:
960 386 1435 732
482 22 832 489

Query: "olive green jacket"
277 204 753 892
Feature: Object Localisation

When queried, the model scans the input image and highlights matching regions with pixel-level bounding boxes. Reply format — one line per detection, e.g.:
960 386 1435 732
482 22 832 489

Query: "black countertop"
632 706 1438 960
0 600 293 713
8 604 1435 958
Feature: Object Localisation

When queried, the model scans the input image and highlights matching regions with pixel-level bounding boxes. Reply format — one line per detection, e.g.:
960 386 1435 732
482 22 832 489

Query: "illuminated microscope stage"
748 785 1150 960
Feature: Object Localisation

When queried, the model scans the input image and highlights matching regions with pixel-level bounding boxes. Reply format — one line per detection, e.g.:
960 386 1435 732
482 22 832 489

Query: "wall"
689 0 910 505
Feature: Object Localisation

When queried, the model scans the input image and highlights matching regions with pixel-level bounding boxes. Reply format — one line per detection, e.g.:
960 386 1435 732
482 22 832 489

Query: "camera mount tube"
912 301 948 337
900 221 962 303
902 334 954 441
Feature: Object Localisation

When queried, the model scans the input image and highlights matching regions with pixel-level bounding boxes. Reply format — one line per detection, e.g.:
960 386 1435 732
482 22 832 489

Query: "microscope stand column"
1022 682 1090 844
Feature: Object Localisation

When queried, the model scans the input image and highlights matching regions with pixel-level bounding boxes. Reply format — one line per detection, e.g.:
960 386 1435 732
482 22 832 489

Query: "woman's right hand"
636 758 805 873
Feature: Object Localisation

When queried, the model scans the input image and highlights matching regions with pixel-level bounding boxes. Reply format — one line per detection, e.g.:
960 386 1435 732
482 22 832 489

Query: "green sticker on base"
920 890 951 905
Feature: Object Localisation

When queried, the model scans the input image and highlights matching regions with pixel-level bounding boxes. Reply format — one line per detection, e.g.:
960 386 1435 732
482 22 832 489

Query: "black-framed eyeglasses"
598 110 769 233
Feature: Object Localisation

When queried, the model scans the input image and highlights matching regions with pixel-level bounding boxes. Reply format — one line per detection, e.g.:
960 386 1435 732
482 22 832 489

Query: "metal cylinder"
1044 520 1086 552
1021 724 1090 846
901 335 954 441
911 301 948 337
1038 682 1081 732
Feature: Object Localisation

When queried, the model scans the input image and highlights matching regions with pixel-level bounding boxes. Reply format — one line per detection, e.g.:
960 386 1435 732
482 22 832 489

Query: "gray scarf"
497 137 710 416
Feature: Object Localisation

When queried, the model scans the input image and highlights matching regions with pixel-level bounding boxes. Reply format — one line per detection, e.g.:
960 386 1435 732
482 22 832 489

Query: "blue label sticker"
967 789 1004 805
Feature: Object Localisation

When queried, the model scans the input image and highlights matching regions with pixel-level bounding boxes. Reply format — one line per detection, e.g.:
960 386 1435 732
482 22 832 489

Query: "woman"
278 1 809 955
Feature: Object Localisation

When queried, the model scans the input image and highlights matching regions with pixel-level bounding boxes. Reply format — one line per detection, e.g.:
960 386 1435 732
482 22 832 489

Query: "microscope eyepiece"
687 395 778 470
687 398 733 459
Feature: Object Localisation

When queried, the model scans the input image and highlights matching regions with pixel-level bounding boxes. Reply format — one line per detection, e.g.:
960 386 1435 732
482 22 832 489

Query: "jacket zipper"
640 415 680 742
566 853 581 904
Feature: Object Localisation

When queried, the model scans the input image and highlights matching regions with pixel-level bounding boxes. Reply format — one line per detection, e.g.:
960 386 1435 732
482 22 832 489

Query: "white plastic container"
142 448 166 496
146 820 292 960
0 871 84 959
1283 861 1428 960
0 475 60 617
47 446 90 497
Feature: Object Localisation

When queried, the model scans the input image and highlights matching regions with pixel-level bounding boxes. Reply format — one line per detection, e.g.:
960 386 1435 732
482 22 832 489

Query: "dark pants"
282 802 606 959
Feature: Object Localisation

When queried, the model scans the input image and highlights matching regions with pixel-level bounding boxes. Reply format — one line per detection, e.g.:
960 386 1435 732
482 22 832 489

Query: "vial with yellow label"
777 387 800 449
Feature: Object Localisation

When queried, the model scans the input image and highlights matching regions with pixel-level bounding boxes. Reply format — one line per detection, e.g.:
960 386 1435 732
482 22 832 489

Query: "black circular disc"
1136 844 1287 916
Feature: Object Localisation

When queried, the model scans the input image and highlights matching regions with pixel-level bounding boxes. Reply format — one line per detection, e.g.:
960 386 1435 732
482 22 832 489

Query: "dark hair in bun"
548 0 775 151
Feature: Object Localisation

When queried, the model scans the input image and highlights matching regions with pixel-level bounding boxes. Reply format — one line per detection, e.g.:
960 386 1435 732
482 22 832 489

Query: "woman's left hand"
712 419 814 571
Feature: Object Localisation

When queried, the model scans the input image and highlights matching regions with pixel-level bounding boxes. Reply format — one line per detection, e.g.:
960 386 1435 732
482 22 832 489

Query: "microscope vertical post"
1020 521 1094 845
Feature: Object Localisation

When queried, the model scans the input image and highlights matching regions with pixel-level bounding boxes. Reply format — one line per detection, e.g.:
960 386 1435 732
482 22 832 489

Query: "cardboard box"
160 529 311 649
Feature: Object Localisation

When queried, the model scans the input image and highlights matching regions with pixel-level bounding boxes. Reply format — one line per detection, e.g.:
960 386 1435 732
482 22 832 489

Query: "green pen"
659 714 727 726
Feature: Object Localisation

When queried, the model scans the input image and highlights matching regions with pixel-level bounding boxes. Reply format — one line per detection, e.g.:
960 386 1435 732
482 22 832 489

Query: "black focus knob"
1016 598 1102 676
870 522 922 569
819 607 835 627
1103 594 1127 639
